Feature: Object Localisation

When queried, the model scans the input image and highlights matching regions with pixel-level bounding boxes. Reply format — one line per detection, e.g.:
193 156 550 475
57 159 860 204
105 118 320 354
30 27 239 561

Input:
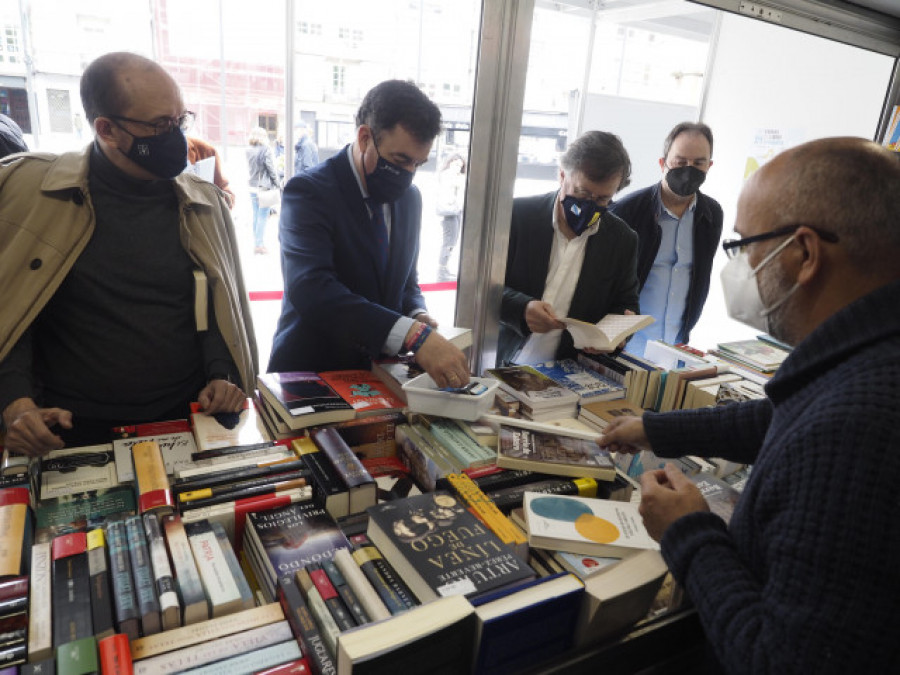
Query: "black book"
85 528 115 640
321 559 370 626
50 532 93 647
276 573 337 675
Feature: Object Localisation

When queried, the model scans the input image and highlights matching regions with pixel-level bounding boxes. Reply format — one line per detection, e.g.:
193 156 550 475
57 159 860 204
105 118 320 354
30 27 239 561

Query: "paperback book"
257 371 356 430
112 422 197 483
561 313 654 351
532 359 627 402
318 369 406 417
40 444 117 500
497 426 616 481
365 491 534 604
523 492 659 558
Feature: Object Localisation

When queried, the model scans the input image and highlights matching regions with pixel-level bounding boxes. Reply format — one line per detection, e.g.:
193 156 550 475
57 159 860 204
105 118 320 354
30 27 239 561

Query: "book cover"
113 428 196 483
321 412 404 460
257 372 356 429
318 369 406 417
276 573 337 675
245 500 351 598
370 358 423 403
35 486 136 538
553 550 621 579
497 426 616 481
189 399 270 452
365 491 534 604
183 519 244 618
85 528 115 640
485 366 580 410
39 444 118 500
160 514 208 625
578 398 645 430
471 572 584 675
715 338 789 371
336 594 478 675
523 493 659 558
310 427 376 514
561 313 654 351
104 519 140 641
124 514 161 636
129 603 284 661
532 359 627 402
690 473 741 524
51 532 93 647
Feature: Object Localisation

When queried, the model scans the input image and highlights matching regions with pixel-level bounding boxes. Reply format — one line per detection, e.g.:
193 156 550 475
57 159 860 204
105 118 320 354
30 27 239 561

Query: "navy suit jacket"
609 182 723 344
498 192 640 366
268 146 426 373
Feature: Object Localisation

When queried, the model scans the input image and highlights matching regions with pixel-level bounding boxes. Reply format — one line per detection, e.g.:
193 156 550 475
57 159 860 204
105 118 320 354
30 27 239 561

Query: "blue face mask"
118 125 188 179
562 195 605 235
366 137 415 204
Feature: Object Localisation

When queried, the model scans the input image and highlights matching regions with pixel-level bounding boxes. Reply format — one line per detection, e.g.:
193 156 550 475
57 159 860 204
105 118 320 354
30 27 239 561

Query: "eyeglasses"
722 223 839 259
666 158 710 170
108 111 195 136
569 187 612 207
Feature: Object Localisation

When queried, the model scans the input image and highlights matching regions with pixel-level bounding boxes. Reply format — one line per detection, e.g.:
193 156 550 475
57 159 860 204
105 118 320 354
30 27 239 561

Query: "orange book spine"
98 633 134 675
132 441 174 514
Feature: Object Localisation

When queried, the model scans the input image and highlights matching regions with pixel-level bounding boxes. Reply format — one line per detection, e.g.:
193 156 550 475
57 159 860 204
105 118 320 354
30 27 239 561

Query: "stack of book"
709 337 790 376
485 365 580 421
532 358 627 403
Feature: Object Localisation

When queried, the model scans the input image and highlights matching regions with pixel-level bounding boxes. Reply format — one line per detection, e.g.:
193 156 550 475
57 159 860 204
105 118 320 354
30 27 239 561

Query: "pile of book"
485 365 580 421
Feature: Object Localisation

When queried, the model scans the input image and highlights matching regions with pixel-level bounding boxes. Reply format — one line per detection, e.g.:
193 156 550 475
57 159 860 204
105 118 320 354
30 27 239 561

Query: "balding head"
81 52 178 124
750 137 900 279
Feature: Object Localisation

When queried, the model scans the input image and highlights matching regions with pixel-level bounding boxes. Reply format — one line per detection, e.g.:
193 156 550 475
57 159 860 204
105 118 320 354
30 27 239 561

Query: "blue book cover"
533 359 626 402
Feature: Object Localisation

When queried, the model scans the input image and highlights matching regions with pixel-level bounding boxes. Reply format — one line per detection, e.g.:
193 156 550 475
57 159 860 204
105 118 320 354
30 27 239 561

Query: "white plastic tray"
402 373 499 421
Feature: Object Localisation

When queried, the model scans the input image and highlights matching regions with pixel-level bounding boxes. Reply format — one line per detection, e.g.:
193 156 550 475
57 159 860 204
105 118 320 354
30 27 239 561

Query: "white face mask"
721 235 799 336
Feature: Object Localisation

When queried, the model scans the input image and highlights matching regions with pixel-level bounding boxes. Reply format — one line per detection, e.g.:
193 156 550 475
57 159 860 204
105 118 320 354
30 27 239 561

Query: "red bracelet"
403 323 427 352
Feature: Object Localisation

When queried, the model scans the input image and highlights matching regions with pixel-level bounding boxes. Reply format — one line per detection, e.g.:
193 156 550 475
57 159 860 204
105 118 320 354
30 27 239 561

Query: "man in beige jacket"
0 52 257 456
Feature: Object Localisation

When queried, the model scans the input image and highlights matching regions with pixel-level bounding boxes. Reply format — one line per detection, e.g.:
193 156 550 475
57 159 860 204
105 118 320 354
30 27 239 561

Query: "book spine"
178 472 308 510
307 563 356 631
51 532 93 647
445 473 528 551
97 633 133 675
333 547 390 622
124 514 161 636
431 419 494 464
55 636 97 675
254 658 312 675
183 520 243 618
160 514 208 625
395 424 446 492
132 441 174 514
0 490 29 577
412 422 465 472
311 427 374 491
295 568 340 656
85 528 116 640
210 521 256 610
350 542 416 614
174 459 307 491
487 477 598 513
184 639 302 675
105 519 140 641
129 603 285 661
321 558 369 626
132 620 294 675
142 513 181 631
27 540 52 663
277 573 337 675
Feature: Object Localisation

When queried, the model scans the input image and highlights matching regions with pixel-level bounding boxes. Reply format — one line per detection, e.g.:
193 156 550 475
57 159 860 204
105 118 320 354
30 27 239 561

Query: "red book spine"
51 531 87 560
98 633 134 675
0 487 29 508
254 657 311 675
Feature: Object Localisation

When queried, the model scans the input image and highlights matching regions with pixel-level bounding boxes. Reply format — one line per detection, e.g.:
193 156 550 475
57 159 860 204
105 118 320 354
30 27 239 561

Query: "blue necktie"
366 198 389 272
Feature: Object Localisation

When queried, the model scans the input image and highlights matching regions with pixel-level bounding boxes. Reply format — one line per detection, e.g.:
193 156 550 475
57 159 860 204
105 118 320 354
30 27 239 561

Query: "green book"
56 636 98 675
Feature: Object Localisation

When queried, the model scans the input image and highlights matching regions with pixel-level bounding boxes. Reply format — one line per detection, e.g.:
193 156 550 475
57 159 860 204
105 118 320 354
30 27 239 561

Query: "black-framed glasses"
722 223 839 259
108 110 195 136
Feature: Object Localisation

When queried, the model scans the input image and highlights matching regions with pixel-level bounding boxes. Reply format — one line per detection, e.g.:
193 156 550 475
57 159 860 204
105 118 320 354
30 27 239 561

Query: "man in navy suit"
269 80 469 388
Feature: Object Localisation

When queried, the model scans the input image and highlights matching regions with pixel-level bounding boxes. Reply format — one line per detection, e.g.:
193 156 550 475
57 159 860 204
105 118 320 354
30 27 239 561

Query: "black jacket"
609 183 723 344
498 191 640 366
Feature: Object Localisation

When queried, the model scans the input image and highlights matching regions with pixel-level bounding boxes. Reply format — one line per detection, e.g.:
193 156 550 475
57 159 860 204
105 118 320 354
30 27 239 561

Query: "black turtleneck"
31 143 207 423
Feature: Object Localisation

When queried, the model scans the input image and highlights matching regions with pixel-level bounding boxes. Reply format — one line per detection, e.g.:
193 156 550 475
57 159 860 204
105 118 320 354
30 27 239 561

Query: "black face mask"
665 165 706 197
118 125 188 179
366 138 415 204
562 195 605 236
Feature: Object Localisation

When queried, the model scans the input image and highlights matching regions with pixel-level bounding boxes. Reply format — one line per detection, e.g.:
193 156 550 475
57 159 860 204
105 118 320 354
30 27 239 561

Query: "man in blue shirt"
610 122 722 356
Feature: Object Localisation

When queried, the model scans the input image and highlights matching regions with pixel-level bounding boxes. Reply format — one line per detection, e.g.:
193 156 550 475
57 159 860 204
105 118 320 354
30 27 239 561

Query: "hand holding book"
562 312 654 352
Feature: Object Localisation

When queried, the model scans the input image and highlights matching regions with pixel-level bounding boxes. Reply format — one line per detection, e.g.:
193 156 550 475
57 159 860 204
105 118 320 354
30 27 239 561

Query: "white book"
133 620 294 675
333 546 391 622
113 431 197 483
184 640 302 675
523 492 659 558
174 448 294 479
27 541 52 663
161 514 208 625
143 513 181 631
561 314 654 351
184 520 244 618
40 443 118 499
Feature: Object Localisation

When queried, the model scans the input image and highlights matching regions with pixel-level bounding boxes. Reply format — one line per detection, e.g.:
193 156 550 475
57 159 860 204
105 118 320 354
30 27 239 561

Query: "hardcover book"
310 426 376 514
112 421 197 483
245 500 352 602
318 369 406 417
39 443 118 500
497 426 617 481
335 593 478 675
523 493 659 558
291 437 350 519
365 491 534 604
532 359 627 402
257 371 356 430
471 572 585 675
561 313 654 351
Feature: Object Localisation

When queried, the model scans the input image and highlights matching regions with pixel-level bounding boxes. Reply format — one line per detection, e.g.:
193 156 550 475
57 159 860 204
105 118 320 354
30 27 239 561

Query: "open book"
562 314 654 351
